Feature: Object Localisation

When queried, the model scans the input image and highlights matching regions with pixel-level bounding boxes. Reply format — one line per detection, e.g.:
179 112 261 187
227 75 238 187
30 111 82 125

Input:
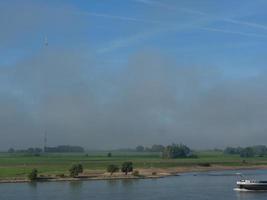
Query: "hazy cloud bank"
1 0 267 150
1 48 267 150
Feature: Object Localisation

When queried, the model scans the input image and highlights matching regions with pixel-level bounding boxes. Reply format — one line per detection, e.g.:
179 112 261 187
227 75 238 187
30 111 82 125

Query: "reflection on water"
235 190 267 200
28 181 37 189
1 170 267 200
120 178 137 187
69 181 83 190
68 181 83 199
106 179 120 188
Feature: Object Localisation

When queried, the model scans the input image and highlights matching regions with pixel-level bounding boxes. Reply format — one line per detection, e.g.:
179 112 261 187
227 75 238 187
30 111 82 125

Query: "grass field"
1 151 267 179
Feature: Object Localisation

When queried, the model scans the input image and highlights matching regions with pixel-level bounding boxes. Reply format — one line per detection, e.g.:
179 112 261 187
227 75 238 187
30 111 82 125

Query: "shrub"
132 170 140 176
198 163 211 167
107 164 119 175
69 164 83 177
28 169 38 181
107 152 112 157
121 162 133 175
152 172 157 175
56 173 65 178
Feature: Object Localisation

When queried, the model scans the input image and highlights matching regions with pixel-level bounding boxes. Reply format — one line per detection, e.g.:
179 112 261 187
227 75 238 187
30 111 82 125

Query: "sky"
1 0 267 150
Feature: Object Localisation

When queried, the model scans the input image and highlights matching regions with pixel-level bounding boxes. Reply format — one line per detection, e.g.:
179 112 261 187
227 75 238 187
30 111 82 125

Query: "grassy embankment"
1 151 267 179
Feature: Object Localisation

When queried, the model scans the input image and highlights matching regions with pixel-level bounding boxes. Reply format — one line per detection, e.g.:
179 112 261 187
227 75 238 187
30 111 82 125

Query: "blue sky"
1 0 267 149
1 0 267 71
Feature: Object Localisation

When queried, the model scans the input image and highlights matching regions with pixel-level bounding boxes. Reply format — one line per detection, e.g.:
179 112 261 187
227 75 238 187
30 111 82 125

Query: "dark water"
1 170 267 200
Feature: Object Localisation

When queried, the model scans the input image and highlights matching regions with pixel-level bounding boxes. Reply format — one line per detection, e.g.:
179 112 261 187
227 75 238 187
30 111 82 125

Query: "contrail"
183 8 267 31
224 18 267 31
96 1 267 54
74 11 162 24
97 29 162 53
200 27 267 39
134 0 176 10
135 0 267 31
97 22 267 54
96 20 204 54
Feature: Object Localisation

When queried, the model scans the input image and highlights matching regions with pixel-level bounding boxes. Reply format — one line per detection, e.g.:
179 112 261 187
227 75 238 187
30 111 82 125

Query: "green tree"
121 162 133 175
163 144 191 159
107 164 119 175
8 148 15 153
240 147 254 158
135 145 145 152
107 152 112 157
28 169 38 181
150 144 165 152
69 164 83 177
224 147 243 155
251 145 267 156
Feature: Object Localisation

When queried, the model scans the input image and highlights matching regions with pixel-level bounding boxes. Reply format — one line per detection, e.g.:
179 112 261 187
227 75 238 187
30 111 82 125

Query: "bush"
28 169 38 181
198 163 211 167
69 164 83 177
56 173 65 178
152 172 157 175
132 170 140 176
107 152 112 157
107 164 119 175
121 162 133 175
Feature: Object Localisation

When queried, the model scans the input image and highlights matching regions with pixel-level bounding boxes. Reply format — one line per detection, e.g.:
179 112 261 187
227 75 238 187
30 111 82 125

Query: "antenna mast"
44 131 47 153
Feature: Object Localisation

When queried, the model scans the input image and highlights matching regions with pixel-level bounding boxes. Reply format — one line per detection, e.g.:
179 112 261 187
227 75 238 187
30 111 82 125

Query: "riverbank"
1 165 267 184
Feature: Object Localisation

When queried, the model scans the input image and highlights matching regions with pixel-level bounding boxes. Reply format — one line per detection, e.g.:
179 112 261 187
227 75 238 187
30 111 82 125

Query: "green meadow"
1 151 267 179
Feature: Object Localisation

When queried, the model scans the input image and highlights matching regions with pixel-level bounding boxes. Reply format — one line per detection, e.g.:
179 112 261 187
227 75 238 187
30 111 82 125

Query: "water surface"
1 169 267 200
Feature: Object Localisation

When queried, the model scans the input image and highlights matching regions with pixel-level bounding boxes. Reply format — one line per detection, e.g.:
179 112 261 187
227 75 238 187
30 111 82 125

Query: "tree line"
136 143 194 159
8 147 42 154
44 145 84 153
8 145 84 154
8 143 193 159
224 145 267 157
135 144 165 152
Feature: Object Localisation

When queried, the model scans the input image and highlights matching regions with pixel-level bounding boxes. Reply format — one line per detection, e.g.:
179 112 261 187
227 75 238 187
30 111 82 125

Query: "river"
1 169 267 200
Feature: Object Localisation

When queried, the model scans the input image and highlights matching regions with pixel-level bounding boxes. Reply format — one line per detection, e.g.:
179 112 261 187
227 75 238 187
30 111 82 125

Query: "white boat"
235 180 267 191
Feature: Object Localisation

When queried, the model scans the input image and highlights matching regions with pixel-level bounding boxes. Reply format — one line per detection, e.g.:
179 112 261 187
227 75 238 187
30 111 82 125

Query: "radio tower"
44 131 47 153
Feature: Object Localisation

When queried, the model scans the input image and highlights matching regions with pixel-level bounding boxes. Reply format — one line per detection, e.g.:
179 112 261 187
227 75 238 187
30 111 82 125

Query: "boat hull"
237 180 267 191
237 185 267 191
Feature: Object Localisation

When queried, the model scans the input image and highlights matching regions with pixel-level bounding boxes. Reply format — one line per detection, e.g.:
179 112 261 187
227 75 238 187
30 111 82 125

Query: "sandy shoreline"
1 165 267 184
